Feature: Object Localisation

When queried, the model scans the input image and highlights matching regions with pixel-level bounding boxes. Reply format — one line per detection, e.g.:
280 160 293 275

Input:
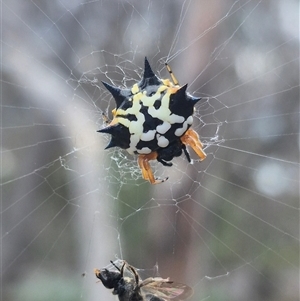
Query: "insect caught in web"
98 57 206 184
94 260 193 301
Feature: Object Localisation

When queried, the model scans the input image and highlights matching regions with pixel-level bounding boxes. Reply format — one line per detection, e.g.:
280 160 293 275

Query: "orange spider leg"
181 128 207 161
138 152 168 184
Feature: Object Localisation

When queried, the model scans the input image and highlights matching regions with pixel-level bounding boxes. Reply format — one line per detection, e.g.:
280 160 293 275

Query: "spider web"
1 1 299 301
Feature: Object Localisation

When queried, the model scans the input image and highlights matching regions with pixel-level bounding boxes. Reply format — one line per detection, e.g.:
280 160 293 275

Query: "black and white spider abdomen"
99 58 200 156
98 57 206 184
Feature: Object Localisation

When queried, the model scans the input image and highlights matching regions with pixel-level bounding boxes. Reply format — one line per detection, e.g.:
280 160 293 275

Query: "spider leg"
180 128 207 161
157 157 173 167
138 153 169 184
102 108 117 125
182 144 191 162
102 112 110 124
165 62 179 86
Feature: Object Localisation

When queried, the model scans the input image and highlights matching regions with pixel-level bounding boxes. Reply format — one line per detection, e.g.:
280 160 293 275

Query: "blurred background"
1 0 299 301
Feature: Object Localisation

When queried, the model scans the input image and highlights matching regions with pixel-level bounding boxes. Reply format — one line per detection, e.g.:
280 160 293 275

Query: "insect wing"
142 278 193 301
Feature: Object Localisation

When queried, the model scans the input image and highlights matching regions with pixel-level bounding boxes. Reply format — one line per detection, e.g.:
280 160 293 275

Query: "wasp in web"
98 57 206 184
94 260 193 301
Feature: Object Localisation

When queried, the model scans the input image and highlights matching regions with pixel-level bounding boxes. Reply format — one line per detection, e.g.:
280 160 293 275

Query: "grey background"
1 1 299 301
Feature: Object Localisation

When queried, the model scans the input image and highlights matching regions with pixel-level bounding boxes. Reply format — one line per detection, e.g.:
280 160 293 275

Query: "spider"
98 57 206 184
95 260 193 301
